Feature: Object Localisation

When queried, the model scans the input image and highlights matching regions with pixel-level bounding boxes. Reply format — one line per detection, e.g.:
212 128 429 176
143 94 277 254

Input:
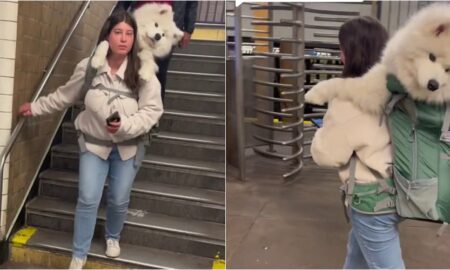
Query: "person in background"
310 16 405 269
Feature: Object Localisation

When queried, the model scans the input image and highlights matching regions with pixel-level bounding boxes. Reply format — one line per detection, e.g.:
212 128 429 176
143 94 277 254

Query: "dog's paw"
139 67 153 81
305 79 339 105
91 40 109 69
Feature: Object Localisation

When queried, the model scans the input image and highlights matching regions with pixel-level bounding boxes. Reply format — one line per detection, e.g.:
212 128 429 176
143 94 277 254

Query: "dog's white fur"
305 3 450 115
133 3 183 81
90 4 184 81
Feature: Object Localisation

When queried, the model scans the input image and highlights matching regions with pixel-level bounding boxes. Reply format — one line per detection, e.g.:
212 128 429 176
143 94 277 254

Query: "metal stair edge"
51 144 225 174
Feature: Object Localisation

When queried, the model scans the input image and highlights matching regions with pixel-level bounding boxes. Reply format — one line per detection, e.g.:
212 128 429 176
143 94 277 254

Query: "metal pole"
293 5 305 170
234 5 246 181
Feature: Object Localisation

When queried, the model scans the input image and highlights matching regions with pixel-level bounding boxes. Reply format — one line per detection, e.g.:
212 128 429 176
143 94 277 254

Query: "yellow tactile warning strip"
10 245 125 269
192 27 225 41
212 252 226 269
10 227 37 246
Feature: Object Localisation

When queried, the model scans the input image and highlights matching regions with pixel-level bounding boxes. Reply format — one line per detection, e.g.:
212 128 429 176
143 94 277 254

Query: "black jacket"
172 1 198 34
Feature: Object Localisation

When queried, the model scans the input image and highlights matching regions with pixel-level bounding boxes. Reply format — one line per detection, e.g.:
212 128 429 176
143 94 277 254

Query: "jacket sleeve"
184 1 198 34
31 58 88 116
115 76 163 140
310 121 354 168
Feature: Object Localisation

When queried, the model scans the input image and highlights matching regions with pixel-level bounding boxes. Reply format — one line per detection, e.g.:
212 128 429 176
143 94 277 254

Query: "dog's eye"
155 23 159 27
446 68 450 73
162 33 165 37
429 53 436 62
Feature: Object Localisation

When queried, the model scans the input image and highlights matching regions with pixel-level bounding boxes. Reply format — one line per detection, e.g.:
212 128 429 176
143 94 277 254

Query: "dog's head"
383 3 450 103
134 3 184 57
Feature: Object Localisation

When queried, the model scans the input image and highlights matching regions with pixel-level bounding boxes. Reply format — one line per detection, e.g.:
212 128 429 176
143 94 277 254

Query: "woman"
19 10 163 269
310 17 404 269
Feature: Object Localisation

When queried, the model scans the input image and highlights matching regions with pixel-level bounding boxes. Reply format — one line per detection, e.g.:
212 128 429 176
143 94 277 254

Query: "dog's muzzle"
427 79 439 91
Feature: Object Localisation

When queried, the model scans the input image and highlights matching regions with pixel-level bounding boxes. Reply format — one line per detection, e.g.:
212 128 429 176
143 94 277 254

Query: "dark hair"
339 16 389 78
97 10 141 92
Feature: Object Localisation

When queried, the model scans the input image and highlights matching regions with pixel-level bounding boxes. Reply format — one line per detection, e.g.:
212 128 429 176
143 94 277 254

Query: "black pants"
155 50 173 101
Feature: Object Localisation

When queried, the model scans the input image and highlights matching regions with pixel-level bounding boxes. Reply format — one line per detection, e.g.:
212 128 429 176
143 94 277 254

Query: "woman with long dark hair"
311 17 405 269
19 10 163 269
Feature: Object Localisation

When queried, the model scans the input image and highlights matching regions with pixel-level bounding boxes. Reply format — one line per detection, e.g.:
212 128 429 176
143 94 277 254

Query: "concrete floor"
227 152 450 269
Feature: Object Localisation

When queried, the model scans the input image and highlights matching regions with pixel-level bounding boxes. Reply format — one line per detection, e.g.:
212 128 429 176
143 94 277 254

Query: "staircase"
10 40 225 269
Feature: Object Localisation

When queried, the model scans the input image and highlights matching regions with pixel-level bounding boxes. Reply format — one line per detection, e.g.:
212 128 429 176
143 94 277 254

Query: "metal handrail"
0 1 91 239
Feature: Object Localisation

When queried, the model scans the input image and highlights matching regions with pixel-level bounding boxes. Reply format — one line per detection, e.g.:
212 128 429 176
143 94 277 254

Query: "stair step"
160 110 225 137
173 40 224 57
151 136 225 163
170 54 225 74
168 70 224 79
61 123 225 162
136 162 225 191
39 179 225 223
27 197 225 257
166 89 225 99
63 122 225 144
173 53 225 61
50 144 225 193
144 154 225 174
165 109 224 122
39 169 225 206
164 90 225 114
166 73 224 93
153 131 224 146
51 144 225 174
13 228 214 269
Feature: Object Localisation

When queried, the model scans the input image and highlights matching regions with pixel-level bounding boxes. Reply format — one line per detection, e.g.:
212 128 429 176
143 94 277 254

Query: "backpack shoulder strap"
385 94 406 115
80 56 98 101
441 102 450 142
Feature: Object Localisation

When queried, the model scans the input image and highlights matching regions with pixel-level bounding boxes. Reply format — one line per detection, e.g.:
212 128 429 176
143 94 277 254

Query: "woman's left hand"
106 121 121 134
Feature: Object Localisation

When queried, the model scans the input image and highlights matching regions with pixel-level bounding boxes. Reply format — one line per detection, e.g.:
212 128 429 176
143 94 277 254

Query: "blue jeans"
72 146 139 259
344 209 405 269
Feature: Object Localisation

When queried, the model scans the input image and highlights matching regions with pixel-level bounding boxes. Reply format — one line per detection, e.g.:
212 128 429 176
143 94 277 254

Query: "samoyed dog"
91 4 183 81
133 3 183 80
305 3 450 114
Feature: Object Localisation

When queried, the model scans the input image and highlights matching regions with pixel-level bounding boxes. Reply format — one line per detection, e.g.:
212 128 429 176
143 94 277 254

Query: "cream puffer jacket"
31 57 163 161
310 98 392 184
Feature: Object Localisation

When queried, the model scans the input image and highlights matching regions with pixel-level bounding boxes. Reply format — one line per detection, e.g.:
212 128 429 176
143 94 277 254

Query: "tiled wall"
0 0 18 237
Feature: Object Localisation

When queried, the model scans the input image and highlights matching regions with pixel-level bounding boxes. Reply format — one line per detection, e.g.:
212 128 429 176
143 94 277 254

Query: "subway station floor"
226 151 450 269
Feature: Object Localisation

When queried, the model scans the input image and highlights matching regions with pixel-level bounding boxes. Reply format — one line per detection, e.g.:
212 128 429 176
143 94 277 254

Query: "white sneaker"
68 257 86 269
105 238 121 258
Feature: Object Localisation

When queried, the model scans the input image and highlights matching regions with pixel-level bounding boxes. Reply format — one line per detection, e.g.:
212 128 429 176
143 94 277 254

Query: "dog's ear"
434 24 449 37
159 5 170 15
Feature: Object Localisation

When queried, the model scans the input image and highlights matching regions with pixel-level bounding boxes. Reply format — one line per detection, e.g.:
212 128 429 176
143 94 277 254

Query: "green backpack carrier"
386 74 450 232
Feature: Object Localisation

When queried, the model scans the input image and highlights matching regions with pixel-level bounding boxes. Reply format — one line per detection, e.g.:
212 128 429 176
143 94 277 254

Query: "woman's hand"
19 103 33 117
180 32 191 48
106 121 121 134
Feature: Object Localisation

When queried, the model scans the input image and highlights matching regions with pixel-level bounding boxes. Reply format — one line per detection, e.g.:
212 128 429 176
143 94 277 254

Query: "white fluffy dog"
91 4 183 81
305 3 450 114
133 3 183 80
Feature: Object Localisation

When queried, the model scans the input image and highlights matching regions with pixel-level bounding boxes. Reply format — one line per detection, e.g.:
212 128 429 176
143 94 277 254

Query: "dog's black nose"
427 79 439 91
154 33 161 41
